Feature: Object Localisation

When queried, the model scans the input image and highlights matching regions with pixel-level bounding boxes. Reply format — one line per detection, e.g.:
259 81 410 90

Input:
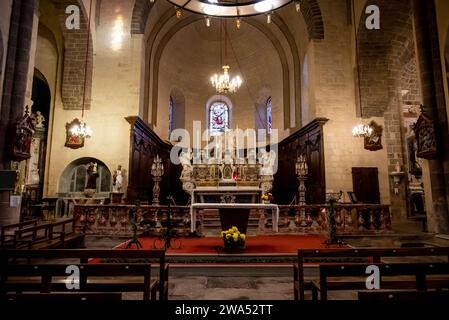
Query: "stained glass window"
266 97 272 134
169 96 174 136
209 101 229 134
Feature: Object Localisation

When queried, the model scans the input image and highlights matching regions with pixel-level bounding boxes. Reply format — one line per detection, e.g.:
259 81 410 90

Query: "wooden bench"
13 223 63 249
358 290 449 301
0 220 38 248
12 219 84 250
0 249 169 300
312 262 449 300
1 292 123 301
0 263 156 300
293 247 449 300
50 218 85 248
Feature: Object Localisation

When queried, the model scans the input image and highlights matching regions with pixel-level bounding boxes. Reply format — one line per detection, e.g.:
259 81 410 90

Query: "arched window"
266 97 272 134
168 95 174 137
209 101 230 134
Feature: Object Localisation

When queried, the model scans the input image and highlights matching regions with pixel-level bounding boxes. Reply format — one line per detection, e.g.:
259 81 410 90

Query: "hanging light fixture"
350 0 372 138
266 12 272 24
167 0 294 24
352 123 373 138
210 20 243 93
67 0 93 144
205 16 211 27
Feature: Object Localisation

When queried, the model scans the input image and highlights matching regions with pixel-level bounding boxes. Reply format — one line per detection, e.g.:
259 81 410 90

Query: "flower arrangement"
221 226 246 249
261 193 273 203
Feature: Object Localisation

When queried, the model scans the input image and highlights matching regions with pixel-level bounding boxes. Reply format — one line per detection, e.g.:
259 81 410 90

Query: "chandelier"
70 120 93 139
211 65 242 93
352 123 373 138
350 0 371 139
67 0 93 143
165 0 301 25
211 19 243 93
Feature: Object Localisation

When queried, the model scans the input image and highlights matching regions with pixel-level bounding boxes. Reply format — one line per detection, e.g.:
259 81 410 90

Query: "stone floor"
84 234 449 300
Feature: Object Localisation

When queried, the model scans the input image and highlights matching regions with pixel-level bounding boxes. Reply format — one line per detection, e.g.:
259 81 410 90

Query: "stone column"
412 0 449 233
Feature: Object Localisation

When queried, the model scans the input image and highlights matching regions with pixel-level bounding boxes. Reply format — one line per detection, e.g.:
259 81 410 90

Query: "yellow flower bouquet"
221 226 246 250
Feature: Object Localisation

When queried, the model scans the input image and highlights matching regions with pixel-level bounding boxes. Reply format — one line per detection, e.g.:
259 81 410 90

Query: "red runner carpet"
115 235 348 254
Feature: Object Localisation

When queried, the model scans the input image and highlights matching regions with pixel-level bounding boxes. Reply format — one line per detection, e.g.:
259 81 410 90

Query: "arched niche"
58 157 112 197
169 87 186 133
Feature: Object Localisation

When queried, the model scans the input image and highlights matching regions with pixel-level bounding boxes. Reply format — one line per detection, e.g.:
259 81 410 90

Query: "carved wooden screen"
273 118 328 204
126 117 187 205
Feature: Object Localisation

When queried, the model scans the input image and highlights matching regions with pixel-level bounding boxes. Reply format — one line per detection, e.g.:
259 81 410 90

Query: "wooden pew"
11 219 84 250
1 292 123 301
0 249 168 300
13 223 63 249
0 263 155 300
312 262 449 300
0 220 38 248
50 218 85 248
293 247 449 300
358 290 449 301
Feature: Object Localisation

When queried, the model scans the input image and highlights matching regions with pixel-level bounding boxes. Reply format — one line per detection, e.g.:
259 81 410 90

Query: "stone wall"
41 0 141 197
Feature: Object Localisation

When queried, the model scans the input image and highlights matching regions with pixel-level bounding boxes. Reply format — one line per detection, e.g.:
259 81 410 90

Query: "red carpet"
115 235 348 254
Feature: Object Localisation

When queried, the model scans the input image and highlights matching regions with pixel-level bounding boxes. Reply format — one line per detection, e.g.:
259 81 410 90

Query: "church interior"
1 0 449 304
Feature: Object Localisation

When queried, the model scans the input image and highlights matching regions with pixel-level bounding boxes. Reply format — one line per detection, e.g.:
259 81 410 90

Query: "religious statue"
85 162 99 191
33 111 45 129
179 149 193 178
112 165 123 192
259 149 276 176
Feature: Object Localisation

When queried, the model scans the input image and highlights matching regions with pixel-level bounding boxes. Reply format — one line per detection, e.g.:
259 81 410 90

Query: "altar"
178 129 278 235
192 186 262 204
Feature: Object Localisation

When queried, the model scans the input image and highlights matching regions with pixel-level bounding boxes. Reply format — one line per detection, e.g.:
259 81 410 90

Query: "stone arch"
357 0 414 118
51 0 93 110
300 0 325 40
58 157 112 195
147 15 296 130
131 0 154 34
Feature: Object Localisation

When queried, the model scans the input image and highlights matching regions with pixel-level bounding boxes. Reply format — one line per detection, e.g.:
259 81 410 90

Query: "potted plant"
261 193 273 204
221 226 246 251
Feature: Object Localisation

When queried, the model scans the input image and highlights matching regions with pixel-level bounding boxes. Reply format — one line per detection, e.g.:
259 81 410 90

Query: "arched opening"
58 158 112 197
23 69 52 203
169 87 186 139
32 69 51 123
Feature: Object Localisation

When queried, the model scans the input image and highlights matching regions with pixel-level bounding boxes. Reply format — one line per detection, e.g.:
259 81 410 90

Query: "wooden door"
352 168 380 204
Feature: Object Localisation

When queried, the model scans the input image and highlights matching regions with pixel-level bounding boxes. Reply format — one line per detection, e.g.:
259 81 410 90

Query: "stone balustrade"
73 203 392 237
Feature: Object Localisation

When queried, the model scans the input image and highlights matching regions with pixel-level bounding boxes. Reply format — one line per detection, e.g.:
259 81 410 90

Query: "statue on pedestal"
112 165 124 193
85 162 98 197
179 149 195 196
259 149 276 176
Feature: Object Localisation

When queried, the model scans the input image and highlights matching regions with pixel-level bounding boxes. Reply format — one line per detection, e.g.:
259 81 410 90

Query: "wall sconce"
389 162 405 195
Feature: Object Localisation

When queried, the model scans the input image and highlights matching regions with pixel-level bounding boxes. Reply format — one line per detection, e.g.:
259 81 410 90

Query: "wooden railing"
73 203 392 237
